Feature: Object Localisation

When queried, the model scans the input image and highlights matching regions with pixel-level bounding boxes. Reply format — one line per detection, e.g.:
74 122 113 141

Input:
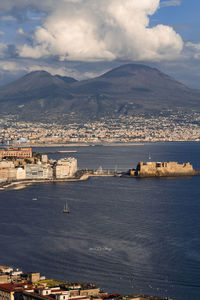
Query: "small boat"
63 202 70 214
32 197 37 201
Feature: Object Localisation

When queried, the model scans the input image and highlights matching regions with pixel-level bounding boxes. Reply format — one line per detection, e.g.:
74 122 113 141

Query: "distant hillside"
0 64 199 122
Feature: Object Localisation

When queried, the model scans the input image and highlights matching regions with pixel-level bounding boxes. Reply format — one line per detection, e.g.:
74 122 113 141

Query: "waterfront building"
0 283 33 300
16 168 26 180
53 158 77 179
132 161 195 177
23 291 90 300
0 275 9 284
0 162 16 183
79 288 100 297
0 266 172 300
0 266 13 274
25 164 53 180
26 273 40 284
0 148 32 159
41 155 48 164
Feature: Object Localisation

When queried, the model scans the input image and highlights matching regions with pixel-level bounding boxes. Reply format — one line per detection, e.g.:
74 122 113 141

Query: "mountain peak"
0 63 199 122
100 63 155 79
26 70 52 76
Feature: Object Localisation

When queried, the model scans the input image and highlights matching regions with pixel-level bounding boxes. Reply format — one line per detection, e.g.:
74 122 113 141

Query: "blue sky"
156 0 200 42
0 0 200 89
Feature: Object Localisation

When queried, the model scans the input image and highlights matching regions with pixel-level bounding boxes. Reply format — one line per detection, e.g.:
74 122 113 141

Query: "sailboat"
63 202 70 214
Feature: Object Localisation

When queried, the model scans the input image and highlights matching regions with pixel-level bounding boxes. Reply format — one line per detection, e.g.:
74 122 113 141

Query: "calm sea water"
1 142 200 300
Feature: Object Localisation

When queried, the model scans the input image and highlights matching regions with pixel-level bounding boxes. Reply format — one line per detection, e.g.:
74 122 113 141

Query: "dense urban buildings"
0 148 78 184
0 112 199 145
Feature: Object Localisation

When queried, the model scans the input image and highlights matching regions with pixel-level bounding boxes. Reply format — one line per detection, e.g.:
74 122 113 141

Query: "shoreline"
0 173 91 191
0 173 121 191
30 143 145 147
15 141 200 148
1 171 199 191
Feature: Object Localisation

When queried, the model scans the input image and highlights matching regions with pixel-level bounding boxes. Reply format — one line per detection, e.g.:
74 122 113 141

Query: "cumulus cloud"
160 0 181 7
15 0 183 62
185 42 200 59
0 57 98 82
0 61 19 72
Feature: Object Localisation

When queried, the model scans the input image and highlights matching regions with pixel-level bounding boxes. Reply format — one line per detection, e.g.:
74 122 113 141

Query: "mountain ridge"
0 63 199 123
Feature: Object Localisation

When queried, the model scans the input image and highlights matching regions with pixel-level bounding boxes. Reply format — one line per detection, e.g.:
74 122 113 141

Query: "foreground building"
0 265 172 300
53 158 77 179
25 164 53 180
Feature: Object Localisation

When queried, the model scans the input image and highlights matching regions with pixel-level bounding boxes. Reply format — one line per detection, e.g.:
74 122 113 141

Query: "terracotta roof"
0 283 33 292
23 291 55 300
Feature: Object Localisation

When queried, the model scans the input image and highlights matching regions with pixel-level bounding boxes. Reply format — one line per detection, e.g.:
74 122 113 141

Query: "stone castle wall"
135 161 196 177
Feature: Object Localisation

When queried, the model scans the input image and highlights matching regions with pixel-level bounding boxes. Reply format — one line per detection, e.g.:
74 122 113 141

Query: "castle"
130 161 197 177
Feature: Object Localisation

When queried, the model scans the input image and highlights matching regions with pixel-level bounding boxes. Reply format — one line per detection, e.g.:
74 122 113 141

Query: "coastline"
0 173 122 191
0 173 91 191
1 170 199 191
22 141 200 148
29 142 145 147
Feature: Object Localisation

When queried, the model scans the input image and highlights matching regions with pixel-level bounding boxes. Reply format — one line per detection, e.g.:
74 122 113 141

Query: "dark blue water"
0 143 200 300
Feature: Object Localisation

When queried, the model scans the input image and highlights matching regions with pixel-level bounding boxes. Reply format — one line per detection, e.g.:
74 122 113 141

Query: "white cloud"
160 0 181 7
18 28 25 35
185 42 200 59
0 58 84 81
28 65 75 77
16 0 183 62
20 44 50 59
0 43 8 58
0 15 17 22
0 61 19 72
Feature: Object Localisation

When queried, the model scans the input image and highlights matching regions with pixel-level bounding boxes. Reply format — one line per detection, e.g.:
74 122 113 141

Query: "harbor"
0 143 200 300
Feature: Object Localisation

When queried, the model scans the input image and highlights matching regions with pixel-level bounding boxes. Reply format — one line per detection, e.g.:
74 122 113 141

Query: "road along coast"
0 173 90 191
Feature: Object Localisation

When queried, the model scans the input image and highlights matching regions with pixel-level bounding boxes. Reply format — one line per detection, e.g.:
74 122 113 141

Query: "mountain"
54 74 77 84
0 64 199 122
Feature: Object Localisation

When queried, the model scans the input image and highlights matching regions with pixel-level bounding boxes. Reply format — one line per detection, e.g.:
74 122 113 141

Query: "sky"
0 0 200 88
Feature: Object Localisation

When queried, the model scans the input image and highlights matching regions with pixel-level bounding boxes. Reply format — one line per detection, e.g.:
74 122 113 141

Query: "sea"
0 142 200 300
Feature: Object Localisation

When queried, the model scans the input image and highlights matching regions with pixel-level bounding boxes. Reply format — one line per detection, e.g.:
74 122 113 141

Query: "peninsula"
0 147 79 190
0 147 199 190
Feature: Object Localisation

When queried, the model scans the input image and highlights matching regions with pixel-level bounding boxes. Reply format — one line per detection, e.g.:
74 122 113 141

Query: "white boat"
32 197 37 201
63 202 70 213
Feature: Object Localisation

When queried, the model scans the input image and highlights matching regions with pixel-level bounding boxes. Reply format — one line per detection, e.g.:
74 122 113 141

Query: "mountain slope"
0 70 75 100
0 64 199 122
